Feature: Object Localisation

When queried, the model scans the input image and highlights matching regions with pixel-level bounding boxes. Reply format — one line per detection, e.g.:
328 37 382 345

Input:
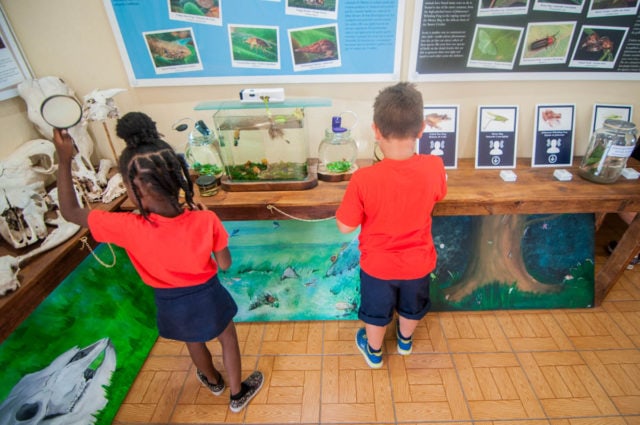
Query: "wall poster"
103 0 403 87
408 0 640 81
0 5 32 101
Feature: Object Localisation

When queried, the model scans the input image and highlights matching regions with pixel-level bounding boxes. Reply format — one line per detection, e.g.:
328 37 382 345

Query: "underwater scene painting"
221 213 595 320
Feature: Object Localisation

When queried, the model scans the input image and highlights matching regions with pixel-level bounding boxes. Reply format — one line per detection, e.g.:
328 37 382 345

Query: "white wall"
1 0 638 162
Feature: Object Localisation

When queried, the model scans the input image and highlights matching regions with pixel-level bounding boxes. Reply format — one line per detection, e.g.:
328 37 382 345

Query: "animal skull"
82 88 126 122
17 77 95 161
101 173 126 204
0 181 49 249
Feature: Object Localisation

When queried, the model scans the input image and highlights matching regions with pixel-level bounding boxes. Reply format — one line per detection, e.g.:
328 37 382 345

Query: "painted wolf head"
0 338 116 425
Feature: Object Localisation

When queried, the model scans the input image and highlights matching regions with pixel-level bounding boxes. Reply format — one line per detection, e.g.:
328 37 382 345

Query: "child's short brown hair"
373 82 424 139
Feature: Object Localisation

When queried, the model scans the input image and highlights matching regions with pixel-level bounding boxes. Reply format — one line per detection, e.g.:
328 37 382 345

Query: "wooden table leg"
594 212 607 231
594 213 640 305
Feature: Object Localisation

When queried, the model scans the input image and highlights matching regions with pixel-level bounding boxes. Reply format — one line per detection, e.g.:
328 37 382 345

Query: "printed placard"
590 103 633 132
476 105 518 169
418 105 459 168
532 104 576 167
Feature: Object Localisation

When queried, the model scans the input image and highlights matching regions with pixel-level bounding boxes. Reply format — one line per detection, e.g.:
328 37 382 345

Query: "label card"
476 105 518 169
532 104 576 167
418 105 459 168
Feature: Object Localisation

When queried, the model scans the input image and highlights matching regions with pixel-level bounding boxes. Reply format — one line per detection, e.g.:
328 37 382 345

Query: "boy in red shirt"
336 82 447 368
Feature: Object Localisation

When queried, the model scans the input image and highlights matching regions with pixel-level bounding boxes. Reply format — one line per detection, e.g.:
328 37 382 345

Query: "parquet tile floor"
114 214 640 424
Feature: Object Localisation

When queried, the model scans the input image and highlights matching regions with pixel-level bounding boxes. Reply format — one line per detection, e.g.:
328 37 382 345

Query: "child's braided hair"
116 112 195 219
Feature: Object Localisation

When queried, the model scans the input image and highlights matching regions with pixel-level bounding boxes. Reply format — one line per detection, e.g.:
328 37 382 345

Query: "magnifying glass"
40 94 83 129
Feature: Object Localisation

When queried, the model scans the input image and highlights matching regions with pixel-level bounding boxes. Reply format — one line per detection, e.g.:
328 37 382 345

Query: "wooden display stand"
123 157 640 306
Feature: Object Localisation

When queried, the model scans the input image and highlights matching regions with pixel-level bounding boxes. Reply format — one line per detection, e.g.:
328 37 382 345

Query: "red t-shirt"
336 154 447 280
88 209 228 288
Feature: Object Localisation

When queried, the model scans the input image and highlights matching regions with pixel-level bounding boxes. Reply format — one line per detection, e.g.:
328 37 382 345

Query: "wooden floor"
114 214 640 425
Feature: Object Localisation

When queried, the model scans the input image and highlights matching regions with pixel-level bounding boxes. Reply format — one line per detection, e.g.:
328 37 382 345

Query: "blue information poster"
103 0 402 86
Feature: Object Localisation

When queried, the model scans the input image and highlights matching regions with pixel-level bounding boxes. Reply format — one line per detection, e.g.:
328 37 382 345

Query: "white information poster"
0 5 32 101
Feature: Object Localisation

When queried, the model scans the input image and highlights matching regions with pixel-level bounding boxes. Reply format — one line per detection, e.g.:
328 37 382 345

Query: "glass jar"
578 119 638 184
318 115 358 178
184 120 225 177
195 174 220 197
318 129 358 173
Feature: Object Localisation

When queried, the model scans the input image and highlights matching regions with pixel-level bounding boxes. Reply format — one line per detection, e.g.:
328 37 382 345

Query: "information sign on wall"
409 0 640 81
103 0 403 86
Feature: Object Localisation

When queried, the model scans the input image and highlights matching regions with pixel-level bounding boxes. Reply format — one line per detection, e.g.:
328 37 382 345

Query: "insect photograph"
469 25 523 66
144 29 200 68
572 26 627 62
169 0 220 18
229 26 279 64
290 25 339 64
520 22 575 63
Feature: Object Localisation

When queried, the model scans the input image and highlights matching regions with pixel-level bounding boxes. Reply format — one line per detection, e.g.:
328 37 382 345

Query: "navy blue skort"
153 274 238 342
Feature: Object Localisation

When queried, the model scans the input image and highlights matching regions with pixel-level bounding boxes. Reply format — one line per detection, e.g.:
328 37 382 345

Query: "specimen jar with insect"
578 119 637 184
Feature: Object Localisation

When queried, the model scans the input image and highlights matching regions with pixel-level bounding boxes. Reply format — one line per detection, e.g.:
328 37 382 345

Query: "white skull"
101 173 126 204
0 256 21 296
82 88 126 122
17 77 95 161
72 154 103 203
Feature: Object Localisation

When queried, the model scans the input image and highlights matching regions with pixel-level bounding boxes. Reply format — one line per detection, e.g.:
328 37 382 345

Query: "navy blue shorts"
358 269 432 327
153 274 238 343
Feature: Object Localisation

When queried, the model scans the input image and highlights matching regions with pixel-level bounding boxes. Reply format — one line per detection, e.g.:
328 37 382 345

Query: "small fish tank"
195 98 331 191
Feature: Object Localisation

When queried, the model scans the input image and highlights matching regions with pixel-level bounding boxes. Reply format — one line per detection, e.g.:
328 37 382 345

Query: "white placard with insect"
590 103 633 133
418 105 459 169
476 105 518 169
531 104 576 167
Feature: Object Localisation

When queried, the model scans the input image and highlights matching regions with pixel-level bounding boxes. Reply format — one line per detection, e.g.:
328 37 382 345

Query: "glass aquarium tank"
215 107 308 181
196 98 331 191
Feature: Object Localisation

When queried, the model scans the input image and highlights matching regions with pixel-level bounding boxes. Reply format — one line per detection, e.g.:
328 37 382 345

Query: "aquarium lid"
194 97 332 111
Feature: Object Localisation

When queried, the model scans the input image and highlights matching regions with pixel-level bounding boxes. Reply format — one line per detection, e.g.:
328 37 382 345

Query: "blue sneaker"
355 328 382 368
396 322 413 355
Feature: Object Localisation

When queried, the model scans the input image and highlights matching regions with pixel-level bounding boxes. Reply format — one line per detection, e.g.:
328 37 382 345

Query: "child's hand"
52 128 76 163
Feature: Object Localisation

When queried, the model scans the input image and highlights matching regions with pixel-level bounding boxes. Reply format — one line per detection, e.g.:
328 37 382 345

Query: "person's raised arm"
52 129 90 228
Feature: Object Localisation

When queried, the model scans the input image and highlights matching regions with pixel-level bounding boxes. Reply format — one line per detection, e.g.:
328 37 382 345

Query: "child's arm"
213 247 232 271
52 129 90 228
336 218 358 234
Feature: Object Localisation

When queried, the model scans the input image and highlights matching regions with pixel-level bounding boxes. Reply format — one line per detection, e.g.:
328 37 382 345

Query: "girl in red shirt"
53 112 262 413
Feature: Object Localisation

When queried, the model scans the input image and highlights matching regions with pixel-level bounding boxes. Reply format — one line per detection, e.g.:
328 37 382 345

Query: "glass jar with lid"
318 113 358 181
174 118 225 178
578 119 638 184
